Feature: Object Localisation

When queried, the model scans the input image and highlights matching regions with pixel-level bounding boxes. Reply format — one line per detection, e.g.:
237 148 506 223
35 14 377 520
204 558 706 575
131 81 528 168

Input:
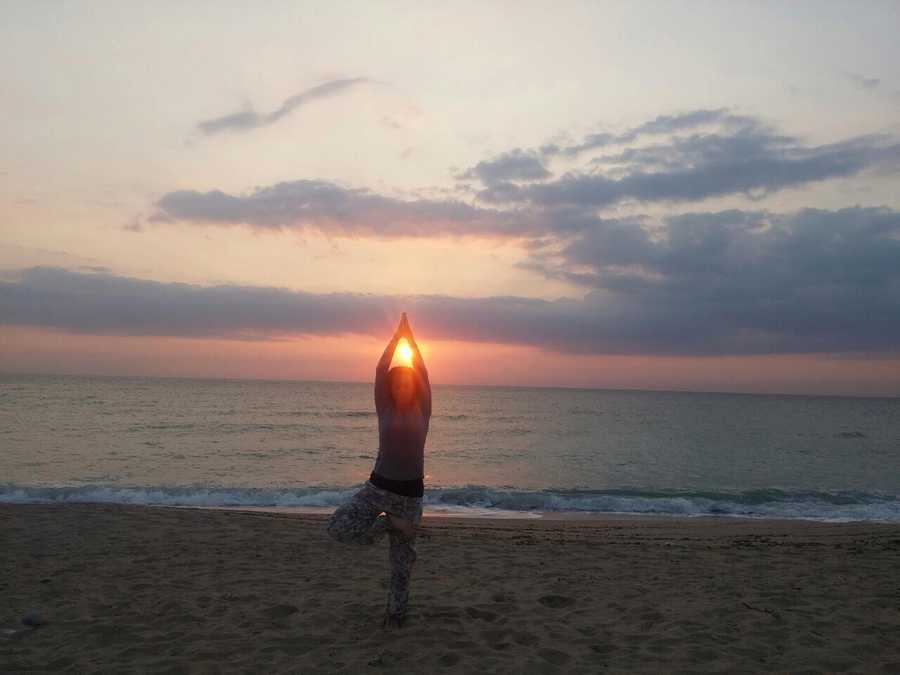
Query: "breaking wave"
2 483 900 522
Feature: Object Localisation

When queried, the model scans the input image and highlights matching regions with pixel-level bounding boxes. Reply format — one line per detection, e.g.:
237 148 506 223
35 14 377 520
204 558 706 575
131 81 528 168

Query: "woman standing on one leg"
326 312 432 629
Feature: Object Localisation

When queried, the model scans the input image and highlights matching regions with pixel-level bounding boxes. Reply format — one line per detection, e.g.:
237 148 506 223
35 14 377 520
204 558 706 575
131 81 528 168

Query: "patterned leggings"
326 480 423 617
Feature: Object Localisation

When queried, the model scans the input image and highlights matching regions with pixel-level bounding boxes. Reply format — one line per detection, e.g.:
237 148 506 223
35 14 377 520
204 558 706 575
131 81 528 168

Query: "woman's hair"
386 366 416 406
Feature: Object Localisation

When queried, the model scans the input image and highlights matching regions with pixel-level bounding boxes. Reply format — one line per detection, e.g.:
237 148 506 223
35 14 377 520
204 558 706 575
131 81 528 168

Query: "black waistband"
369 471 424 498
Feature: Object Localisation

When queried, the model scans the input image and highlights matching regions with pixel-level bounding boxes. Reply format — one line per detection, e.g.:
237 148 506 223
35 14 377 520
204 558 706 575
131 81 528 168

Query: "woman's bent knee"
326 512 355 541
326 499 376 545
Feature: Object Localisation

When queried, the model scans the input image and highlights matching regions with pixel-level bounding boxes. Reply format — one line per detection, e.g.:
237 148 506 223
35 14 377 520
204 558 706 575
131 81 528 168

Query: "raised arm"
404 325 431 420
411 339 431 420
375 330 401 415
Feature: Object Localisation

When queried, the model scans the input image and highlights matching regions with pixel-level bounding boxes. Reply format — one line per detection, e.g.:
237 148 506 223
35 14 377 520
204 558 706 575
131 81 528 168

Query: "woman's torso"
372 405 429 486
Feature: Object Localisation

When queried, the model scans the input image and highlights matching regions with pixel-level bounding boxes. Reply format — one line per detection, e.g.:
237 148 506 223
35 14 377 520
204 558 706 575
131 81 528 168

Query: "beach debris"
22 610 44 627
0 611 43 641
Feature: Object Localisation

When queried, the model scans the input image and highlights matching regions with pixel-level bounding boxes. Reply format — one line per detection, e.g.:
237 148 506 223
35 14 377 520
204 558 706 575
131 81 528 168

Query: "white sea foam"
2 484 899 522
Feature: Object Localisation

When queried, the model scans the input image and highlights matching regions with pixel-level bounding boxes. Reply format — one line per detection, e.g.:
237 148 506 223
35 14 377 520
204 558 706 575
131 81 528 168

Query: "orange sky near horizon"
2 326 898 398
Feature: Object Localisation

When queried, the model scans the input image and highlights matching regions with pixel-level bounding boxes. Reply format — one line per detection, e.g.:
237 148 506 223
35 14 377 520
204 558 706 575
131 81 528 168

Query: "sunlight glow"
395 338 414 367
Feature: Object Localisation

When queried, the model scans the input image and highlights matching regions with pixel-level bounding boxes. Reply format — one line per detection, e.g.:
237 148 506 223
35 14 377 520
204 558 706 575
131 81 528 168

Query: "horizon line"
2 369 897 401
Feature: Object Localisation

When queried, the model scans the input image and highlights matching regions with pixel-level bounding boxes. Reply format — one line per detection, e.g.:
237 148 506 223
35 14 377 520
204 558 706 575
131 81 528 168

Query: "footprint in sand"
263 604 299 620
437 652 461 667
590 643 618 654
537 647 572 665
465 606 498 621
538 594 576 608
513 630 539 645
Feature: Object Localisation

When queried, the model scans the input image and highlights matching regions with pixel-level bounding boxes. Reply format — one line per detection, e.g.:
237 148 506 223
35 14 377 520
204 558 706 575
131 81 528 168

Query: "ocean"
2 373 899 521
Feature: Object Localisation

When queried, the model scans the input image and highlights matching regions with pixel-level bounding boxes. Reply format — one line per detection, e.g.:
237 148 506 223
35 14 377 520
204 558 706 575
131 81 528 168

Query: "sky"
2 0 900 396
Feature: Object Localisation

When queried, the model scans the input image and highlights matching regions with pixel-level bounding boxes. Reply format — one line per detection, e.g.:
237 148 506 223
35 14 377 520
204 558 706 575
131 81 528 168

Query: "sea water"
2 373 899 521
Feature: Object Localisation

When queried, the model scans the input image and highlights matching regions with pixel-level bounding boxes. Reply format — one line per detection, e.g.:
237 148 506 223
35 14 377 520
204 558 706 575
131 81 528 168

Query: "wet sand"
3 504 900 673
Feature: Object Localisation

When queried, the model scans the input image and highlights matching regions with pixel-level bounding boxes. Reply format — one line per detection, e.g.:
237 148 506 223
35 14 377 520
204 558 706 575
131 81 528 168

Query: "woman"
326 312 431 629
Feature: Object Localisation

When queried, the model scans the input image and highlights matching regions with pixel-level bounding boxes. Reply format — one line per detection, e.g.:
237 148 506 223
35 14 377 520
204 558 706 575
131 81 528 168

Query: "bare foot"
382 609 405 629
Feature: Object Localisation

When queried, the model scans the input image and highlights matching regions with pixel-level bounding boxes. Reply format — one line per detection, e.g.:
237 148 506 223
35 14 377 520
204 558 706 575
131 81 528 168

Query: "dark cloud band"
150 180 537 238
5 201 900 359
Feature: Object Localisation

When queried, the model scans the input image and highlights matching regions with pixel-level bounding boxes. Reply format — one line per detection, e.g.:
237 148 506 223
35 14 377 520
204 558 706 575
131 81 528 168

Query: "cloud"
5 206 900 358
521 206 900 354
119 108 900 357
0 267 595 351
456 149 552 186
450 110 900 207
455 110 764 192
196 78 368 135
150 180 538 238
152 111 900 238
556 108 760 157
845 72 881 90
478 127 900 207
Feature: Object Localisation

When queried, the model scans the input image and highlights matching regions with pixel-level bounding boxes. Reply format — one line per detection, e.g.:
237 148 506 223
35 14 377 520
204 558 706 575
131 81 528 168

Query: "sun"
395 338 414 367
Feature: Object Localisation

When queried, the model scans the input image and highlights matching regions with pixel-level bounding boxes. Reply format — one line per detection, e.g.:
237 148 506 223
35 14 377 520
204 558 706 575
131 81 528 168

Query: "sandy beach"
3 504 899 673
